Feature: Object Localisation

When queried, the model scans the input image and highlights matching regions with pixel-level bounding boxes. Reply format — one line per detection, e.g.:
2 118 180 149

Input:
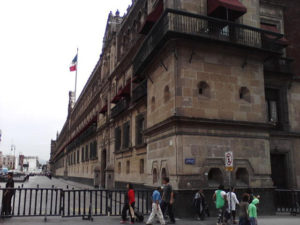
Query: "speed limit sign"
225 151 233 171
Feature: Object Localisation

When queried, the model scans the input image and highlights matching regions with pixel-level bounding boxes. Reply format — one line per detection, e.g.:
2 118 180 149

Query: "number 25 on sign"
225 151 234 171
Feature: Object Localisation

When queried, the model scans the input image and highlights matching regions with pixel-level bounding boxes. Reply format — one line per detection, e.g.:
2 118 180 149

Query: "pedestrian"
246 188 254 204
226 187 239 224
248 198 259 225
193 189 206 220
161 177 175 224
120 183 135 224
213 184 227 225
146 187 165 225
238 194 250 225
1 172 15 216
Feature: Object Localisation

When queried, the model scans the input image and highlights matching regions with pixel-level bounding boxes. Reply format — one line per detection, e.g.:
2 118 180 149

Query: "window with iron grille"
77 150 80 163
90 141 98 160
94 141 98 159
123 121 130 149
115 126 121 152
136 114 145 146
81 147 85 162
85 145 89 161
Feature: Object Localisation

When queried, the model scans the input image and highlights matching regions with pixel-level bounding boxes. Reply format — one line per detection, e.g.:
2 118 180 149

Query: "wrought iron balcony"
133 9 285 76
132 80 147 103
264 57 293 74
111 98 129 118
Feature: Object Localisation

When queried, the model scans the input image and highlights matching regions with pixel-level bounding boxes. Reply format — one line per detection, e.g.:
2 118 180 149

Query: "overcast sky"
0 0 131 162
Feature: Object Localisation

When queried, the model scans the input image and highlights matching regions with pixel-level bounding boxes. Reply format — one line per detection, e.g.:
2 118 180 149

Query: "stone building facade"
50 0 300 197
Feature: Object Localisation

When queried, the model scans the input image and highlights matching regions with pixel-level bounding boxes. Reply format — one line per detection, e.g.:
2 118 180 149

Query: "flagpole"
74 48 78 102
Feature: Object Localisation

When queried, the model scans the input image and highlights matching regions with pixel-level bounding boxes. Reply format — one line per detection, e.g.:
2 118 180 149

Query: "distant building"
23 156 39 172
2 155 16 170
0 151 3 168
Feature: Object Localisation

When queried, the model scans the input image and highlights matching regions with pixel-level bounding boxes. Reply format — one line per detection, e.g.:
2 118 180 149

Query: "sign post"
225 151 234 224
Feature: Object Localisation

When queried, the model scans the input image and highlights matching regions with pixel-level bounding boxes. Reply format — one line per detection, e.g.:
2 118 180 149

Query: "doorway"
101 150 107 188
271 153 288 189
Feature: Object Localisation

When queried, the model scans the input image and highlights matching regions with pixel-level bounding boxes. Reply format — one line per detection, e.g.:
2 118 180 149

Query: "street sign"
185 158 195 165
225 151 233 171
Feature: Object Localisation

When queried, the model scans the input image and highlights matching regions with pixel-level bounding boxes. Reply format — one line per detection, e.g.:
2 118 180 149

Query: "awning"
111 80 132 103
99 104 108 114
139 0 163 34
119 81 131 97
261 23 289 46
111 89 123 103
207 0 247 21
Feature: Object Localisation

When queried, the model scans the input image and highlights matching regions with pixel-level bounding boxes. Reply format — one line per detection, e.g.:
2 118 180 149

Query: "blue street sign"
185 158 195 165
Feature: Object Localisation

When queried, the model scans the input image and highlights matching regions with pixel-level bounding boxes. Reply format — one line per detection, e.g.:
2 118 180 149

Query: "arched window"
161 168 167 179
198 81 210 97
236 168 249 186
140 159 144 174
208 168 223 186
153 168 158 184
164 85 170 102
118 162 121 174
151 96 155 111
126 160 130 174
239 87 251 102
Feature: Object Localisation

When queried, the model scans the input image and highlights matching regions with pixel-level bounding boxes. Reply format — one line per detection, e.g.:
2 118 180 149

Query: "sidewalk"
1 215 299 225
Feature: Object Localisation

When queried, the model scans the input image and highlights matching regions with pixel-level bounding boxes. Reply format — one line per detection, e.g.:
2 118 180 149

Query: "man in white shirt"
226 187 239 224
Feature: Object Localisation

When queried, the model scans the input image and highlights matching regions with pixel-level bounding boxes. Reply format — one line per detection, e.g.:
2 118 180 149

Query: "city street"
0 176 299 225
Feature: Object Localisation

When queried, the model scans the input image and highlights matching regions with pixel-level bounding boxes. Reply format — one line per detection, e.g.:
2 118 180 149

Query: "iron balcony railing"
133 9 285 76
132 80 147 103
111 98 129 118
264 57 293 74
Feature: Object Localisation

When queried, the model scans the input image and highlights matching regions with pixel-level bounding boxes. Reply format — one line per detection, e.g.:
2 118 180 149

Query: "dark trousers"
161 201 175 223
1 193 13 215
239 217 250 225
217 207 225 224
121 202 135 222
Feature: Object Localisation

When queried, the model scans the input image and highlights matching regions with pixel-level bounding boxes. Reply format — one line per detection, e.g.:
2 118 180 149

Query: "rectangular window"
265 88 280 124
115 126 121 151
136 114 145 146
85 145 89 161
140 159 144 174
81 147 85 162
122 121 130 149
89 141 97 160
126 160 130 174
77 150 80 163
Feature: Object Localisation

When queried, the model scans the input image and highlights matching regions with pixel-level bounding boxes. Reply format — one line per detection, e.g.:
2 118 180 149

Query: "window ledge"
134 143 147 149
114 147 133 154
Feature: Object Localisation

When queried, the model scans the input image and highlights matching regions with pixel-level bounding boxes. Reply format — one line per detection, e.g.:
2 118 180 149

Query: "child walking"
146 187 165 225
248 198 259 225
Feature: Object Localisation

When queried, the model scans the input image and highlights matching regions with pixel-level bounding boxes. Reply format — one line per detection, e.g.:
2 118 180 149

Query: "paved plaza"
0 176 299 225
1 215 299 225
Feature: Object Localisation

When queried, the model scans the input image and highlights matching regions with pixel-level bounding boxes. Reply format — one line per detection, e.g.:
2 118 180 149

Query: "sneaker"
120 221 126 224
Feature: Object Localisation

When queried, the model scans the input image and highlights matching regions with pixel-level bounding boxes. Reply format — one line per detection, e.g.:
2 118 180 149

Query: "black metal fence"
275 189 300 215
0 187 152 219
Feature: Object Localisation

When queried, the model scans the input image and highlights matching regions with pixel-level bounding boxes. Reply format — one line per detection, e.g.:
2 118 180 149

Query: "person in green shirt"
213 185 227 225
248 198 259 225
